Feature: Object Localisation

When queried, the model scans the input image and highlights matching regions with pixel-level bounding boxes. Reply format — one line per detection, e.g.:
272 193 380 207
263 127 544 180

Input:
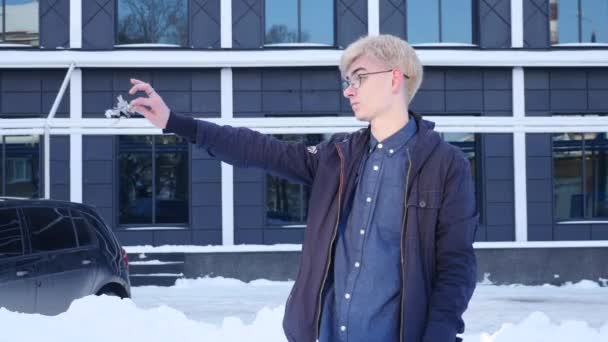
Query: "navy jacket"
164 111 478 342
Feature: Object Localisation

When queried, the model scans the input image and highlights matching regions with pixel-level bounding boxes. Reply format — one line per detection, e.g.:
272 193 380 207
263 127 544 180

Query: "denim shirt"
319 117 418 342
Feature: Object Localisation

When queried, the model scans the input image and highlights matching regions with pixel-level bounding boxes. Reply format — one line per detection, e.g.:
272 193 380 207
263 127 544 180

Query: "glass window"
407 0 473 44
553 132 608 220
118 135 189 225
1 136 40 198
116 0 188 46
1 0 39 46
441 132 482 219
71 210 95 247
266 134 329 226
25 207 78 252
551 0 608 44
265 0 334 46
0 208 23 258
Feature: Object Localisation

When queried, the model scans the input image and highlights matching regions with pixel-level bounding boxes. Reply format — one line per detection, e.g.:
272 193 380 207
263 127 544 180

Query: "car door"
0 207 36 313
22 206 95 315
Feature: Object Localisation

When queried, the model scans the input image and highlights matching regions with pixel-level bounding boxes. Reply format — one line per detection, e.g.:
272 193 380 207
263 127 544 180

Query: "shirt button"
360 229 365 235
345 293 351 299
366 197 372 203
419 200 426 208
340 326 347 332
389 149 394 154
373 165 379 171
354 262 360 268
378 143 383 149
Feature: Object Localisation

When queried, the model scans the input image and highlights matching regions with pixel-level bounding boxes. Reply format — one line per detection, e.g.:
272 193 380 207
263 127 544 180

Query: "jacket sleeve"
423 149 478 342
162 112 328 186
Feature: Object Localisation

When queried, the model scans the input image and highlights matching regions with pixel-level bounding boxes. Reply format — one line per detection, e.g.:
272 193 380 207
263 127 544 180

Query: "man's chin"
353 111 371 122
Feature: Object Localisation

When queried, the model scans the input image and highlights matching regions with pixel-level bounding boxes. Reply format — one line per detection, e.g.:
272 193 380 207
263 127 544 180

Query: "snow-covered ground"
1 277 607 342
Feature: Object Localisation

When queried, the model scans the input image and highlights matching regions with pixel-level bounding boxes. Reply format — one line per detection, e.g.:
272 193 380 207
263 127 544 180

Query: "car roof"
0 197 97 213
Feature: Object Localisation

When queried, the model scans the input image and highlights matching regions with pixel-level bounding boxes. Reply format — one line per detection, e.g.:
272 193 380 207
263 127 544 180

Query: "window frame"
262 0 338 48
69 209 99 248
550 0 608 46
0 0 40 48
114 0 190 48
263 133 327 228
115 135 191 228
0 207 26 259
406 0 479 47
440 132 484 224
552 115 608 222
0 135 42 198
22 206 80 254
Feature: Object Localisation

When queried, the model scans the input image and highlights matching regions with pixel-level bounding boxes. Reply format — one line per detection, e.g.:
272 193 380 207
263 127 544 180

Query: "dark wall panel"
82 69 220 118
379 0 406 39
82 0 115 49
191 147 222 241
50 136 70 201
481 134 515 241
0 70 69 118
233 68 352 117
523 0 550 48
190 0 221 49
234 167 266 244
526 134 554 240
525 68 608 116
410 68 512 116
40 0 70 49
336 0 368 48
83 136 115 229
479 0 511 48
232 0 263 48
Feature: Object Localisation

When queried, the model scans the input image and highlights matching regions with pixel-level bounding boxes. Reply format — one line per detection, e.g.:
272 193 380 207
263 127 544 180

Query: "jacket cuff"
162 111 197 143
423 322 458 342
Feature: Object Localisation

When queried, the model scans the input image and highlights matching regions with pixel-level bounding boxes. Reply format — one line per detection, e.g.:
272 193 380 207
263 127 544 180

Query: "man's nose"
343 85 356 98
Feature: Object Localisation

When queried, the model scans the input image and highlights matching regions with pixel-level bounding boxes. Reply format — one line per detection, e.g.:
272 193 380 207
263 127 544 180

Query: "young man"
129 34 478 342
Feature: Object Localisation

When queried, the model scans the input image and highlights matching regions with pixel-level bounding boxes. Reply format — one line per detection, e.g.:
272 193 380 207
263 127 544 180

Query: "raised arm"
128 78 325 186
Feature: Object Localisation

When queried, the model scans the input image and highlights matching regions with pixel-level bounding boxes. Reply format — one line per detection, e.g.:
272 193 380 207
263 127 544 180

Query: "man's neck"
370 108 410 142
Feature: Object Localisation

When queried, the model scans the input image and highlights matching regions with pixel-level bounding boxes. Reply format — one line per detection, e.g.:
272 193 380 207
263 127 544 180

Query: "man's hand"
128 78 171 129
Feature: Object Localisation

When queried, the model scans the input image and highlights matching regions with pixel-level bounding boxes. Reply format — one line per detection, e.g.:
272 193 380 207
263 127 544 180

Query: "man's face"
342 55 399 122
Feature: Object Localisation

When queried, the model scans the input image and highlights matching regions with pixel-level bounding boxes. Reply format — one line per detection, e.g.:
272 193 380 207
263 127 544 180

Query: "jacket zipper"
399 147 413 342
314 143 345 341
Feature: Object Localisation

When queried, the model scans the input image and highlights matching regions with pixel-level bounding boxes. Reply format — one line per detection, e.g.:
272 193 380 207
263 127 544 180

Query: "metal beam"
3 49 608 68
44 63 75 199
4 116 608 134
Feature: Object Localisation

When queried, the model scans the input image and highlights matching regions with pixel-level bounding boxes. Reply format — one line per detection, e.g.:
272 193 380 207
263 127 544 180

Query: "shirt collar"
369 116 417 156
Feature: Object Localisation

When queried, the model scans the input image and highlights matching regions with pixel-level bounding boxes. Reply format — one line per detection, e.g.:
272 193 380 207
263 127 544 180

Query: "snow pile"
1 277 607 342
0 295 287 342
1 295 607 342
470 312 608 342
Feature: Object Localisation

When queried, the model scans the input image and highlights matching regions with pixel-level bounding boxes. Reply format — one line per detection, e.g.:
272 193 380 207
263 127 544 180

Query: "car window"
24 207 78 253
0 208 23 258
71 210 96 247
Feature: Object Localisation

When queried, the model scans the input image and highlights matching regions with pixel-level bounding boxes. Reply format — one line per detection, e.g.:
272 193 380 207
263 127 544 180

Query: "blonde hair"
340 34 423 104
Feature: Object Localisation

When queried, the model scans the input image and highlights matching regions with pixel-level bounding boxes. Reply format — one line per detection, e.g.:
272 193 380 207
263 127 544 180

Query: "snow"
128 260 184 266
1 277 607 342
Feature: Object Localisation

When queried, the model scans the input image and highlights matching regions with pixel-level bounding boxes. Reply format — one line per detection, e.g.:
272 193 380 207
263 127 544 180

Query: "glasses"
341 69 410 90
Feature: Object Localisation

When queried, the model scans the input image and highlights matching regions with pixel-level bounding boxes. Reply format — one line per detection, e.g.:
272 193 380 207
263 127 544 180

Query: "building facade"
1 0 608 251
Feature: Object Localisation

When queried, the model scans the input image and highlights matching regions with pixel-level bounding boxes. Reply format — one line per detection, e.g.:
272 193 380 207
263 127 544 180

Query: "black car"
0 198 130 315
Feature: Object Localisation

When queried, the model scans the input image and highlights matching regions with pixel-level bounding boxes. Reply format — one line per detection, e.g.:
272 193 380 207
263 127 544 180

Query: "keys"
104 95 136 119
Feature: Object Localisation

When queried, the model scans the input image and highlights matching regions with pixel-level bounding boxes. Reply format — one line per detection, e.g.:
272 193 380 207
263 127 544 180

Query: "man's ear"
391 69 404 93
